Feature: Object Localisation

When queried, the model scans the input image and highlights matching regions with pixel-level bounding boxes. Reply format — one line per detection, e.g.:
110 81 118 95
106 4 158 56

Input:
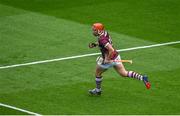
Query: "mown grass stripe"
0 41 179 69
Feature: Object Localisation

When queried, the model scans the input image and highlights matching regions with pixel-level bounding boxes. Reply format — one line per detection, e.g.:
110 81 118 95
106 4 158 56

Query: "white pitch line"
0 41 180 69
0 103 41 115
117 41 180 52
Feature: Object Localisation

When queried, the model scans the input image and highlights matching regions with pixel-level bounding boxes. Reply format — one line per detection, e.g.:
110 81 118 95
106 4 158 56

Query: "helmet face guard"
92 27 99 36
92 23 104 36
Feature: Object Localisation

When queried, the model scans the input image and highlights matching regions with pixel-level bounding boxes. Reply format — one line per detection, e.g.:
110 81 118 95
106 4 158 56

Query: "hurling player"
89 23 151 95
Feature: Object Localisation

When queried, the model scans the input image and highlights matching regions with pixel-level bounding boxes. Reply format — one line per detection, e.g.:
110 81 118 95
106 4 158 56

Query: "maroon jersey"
98 31 118 60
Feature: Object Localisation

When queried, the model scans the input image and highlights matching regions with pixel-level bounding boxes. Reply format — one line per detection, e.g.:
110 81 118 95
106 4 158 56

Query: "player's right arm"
89 42 99 48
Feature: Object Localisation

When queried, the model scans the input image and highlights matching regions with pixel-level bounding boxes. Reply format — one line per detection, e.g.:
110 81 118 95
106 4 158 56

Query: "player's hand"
103 59 113 64
89 42 97 48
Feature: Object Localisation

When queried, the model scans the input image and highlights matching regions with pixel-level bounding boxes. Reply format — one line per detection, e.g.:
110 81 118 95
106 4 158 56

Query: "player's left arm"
104 43 114 63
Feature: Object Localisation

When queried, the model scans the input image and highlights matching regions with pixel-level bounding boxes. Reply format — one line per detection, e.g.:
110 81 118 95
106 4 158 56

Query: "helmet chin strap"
98 30 104 36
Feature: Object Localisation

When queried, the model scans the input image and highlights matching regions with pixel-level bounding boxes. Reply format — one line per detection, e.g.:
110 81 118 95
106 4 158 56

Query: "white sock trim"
95 77 103 81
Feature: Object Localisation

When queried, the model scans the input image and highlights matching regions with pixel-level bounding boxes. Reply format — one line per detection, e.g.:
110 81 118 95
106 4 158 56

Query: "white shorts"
96 55 122 69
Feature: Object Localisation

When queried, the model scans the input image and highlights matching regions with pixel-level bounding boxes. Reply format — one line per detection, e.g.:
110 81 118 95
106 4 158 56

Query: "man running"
89 23 151 95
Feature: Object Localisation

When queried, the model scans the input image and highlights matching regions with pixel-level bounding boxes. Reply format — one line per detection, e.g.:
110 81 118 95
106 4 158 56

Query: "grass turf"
0 0 179 44
0 0 180 115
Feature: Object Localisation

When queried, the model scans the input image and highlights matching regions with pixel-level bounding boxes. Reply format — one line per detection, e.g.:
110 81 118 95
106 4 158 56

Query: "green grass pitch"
0 0 180 115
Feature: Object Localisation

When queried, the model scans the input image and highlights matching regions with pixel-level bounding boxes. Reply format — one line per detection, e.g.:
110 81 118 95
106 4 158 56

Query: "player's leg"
114 63 143 80
113 63 151 89
89 64 107 95
113 62 127 77
95 64 107 89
